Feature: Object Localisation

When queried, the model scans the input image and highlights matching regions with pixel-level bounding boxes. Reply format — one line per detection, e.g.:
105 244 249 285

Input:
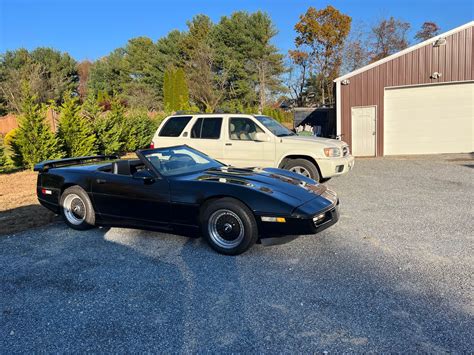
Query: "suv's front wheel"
284 158 320 182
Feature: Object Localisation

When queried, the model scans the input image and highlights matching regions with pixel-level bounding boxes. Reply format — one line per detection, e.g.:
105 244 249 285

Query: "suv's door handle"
225 143 232 146
96 179 107 184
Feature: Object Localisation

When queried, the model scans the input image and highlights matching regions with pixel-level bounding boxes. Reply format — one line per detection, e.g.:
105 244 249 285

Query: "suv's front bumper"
318 155 355 178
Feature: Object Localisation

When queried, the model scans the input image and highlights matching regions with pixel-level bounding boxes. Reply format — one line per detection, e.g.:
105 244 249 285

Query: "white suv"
151 114 354 182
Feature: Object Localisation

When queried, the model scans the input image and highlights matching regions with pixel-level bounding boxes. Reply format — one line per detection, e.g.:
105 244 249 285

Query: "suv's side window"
159 116 192 137
191 117 222 139
229 117 263 141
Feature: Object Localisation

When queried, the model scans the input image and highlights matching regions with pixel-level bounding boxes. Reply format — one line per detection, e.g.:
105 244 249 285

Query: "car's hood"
280 135 345 148
192 166 327 204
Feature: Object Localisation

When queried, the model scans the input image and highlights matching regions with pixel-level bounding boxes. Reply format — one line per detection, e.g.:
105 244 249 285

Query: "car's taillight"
150 141 154 149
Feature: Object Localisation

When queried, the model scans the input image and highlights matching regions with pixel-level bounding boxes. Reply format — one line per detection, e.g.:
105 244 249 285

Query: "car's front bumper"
258 201 339 239
318 155 355 178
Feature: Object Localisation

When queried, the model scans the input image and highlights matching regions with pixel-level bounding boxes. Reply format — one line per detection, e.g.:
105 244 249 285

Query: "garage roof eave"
334 21 474 83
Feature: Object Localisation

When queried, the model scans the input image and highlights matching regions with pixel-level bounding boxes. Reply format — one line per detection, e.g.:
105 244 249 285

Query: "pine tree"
94 97 126 154
11 87 62 168
57 93 96 157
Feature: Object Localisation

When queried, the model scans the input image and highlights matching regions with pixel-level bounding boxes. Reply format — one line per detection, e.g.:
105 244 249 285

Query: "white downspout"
335 80 342 139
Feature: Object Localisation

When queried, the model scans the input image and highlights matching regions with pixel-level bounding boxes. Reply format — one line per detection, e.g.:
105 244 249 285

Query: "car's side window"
191 117 222 139
229 117 263 141
159 116 192 137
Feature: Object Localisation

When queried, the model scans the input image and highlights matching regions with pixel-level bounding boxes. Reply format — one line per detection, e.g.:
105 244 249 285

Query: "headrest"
112 160 131 175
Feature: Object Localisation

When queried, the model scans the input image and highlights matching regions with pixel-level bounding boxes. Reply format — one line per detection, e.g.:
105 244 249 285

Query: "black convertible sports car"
34 145 339 255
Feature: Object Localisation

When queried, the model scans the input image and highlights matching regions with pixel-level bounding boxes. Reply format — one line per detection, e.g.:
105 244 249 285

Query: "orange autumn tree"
293 6 351 106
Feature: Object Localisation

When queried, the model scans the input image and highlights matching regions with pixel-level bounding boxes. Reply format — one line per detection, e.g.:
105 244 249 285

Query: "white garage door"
384 82 474 155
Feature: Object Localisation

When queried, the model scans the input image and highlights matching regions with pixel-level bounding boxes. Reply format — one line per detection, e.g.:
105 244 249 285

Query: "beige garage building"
334 21 474 157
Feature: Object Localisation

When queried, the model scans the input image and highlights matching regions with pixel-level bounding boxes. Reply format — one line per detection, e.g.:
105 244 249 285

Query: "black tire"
319 177 331 183
284 158 320 182
200 198 258 255
59 186 96 230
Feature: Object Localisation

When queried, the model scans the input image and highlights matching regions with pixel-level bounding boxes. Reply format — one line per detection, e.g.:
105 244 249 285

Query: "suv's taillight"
150 141 154 149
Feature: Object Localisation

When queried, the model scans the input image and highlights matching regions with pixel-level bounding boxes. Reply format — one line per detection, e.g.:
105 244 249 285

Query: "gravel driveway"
1 155 473 352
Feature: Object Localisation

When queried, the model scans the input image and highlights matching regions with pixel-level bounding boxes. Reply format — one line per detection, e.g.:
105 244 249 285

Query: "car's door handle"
225 143 232 146
96 178 107 184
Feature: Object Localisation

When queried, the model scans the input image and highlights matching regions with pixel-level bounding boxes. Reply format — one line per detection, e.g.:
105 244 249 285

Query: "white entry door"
351 106 376 156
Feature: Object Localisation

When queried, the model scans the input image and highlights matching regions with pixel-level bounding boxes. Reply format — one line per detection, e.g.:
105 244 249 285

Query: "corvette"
34 145 339 255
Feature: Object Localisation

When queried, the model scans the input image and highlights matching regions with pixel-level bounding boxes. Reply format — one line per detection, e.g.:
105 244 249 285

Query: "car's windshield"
255 115 295 137
141 146 223 176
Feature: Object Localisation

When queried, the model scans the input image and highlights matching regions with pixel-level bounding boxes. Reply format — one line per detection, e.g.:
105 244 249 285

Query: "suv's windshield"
142 146 223 176
255 116 295 137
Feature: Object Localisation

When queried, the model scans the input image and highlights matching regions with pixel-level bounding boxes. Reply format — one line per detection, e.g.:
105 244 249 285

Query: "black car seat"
112 160 131 175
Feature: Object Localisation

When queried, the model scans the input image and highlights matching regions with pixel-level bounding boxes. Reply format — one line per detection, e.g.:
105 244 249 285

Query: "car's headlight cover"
324 147 341 157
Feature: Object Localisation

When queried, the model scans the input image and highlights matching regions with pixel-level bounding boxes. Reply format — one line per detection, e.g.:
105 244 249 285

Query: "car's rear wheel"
284 158 320 182
60 186 95 230
201 198 258 255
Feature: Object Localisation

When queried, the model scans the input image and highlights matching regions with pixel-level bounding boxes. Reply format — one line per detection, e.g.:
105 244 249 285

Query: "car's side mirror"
254 132 269 142
133 169 155 184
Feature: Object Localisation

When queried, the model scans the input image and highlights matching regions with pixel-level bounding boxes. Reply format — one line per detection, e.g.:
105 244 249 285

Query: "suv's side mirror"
254 132 269 142
133 169 155 184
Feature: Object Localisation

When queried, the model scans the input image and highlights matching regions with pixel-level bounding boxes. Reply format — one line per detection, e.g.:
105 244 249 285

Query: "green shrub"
0 135 6 168
94 98 126 155
11 93 62 169
57 93 96 157
124 110 159 151
261 107 292 123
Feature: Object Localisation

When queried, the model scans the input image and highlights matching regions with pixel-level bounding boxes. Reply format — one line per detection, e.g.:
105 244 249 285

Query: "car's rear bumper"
318 155 355 178
258 203 339 239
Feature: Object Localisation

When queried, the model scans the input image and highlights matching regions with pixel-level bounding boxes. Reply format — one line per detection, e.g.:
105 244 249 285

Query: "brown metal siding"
339 24 474 156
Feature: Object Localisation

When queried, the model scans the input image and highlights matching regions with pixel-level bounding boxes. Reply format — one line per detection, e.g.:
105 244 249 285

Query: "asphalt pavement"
1 154 473 352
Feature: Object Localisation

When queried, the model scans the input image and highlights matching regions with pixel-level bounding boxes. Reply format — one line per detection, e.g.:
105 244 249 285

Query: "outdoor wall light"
433 38 447 47
341 79 350 85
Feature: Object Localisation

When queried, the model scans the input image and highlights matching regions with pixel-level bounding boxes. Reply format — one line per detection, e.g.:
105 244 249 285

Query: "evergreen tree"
124 110 159 151
163 67 189 112
163 67 173 111
175 68 189 110
57 93 96 157
11 86 62 168
94 97 126 154
82 92 102 121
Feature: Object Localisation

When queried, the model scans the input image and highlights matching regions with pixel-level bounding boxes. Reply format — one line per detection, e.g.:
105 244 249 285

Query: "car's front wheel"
201 198 258 255
60 186 96 230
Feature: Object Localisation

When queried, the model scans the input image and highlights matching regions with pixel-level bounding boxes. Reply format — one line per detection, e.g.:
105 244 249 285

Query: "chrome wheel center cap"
223 223 233 233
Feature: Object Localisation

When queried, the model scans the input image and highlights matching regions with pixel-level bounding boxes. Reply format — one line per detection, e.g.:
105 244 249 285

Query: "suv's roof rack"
175 110 202 115
173 110 259 115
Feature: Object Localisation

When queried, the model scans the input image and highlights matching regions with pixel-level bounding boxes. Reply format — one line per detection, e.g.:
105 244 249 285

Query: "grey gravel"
1 154 473 352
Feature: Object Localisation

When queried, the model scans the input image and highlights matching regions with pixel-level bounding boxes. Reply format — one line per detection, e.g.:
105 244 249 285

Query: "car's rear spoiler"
34 155 119 172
